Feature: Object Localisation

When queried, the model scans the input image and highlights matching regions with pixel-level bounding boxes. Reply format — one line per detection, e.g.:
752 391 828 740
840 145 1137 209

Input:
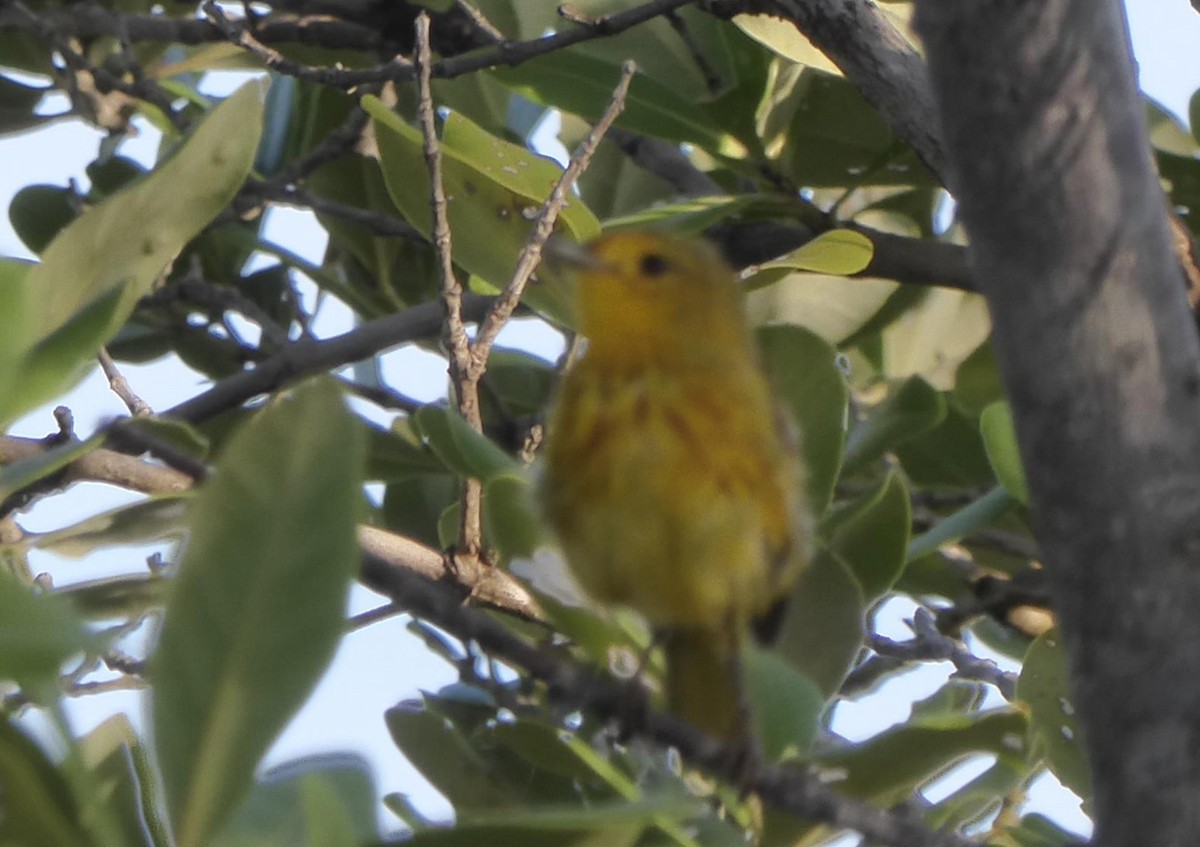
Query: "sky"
2 1 1198 841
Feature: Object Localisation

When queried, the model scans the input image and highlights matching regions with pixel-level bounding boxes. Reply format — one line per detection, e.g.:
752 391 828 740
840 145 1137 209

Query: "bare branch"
97 350 153 417
359 552 975 847
414 12 484 555
163 295 494 424
470 60 636 368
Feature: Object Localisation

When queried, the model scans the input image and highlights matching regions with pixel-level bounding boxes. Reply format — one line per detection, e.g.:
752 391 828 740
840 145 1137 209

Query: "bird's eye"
639 253 670 277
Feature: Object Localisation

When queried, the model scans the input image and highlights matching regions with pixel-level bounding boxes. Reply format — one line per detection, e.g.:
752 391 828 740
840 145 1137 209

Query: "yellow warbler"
540 230 810 740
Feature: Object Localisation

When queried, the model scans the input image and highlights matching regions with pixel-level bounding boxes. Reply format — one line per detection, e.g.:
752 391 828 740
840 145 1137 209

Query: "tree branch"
915 2 1200 844
162 294 494 424
358 552 975 847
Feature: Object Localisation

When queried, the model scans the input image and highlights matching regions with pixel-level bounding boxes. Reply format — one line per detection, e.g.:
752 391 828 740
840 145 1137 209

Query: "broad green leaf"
733 15 841 74
365 418 445 481
749 229 874 278
766 68 931 187
25 495 190 559
843 375 946 474
212 755 378 847
482 349 557 419
483 473 543 558
747 273 899 346
59 574 171 620
605 195 781 235
953 340 1005 415
824 469 911 600
756 325 849 515
0 574 95 697
894 401 997 489
0 716 92 847
924 759 1026 832
1017 632 1091 803
412 405 519 480
774 549 864 696
152 379 364 847
441 112 599 240
363 95 596 318
880 287 990 387
746 646 825 761
492 51 746 158
815 709 1028 804
383 472 458 549
906 486 1017 562
1146 97 1198 157
996 813 1089 847
981 401 1030 504
0 433 103 503
384 704 516 810
9 184 75 254
25 81 265 339
3 287 123 425
0 72 50 134
80 715 170 847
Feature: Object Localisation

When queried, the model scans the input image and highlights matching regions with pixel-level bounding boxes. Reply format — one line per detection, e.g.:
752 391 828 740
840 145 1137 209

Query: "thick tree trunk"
914 1 1200 844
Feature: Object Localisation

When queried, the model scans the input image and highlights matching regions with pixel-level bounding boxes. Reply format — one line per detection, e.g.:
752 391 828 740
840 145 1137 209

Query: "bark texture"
914 2 1200 844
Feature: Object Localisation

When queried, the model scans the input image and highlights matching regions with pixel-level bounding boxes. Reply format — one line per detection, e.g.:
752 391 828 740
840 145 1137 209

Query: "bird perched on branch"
540 230 810 742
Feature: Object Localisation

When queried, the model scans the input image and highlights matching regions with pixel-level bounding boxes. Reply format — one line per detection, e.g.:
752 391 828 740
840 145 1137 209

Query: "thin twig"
6 0 187 131
191 0 694 89
97 349 153 417
415 12 484 556
470 59 636 370
867 607 1018 699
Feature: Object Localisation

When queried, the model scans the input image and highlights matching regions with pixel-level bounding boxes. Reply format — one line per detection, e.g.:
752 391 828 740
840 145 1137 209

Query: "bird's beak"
543 235 606 271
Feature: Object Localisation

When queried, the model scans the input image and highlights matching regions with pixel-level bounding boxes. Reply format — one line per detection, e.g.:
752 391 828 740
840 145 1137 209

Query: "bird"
539 229 811 741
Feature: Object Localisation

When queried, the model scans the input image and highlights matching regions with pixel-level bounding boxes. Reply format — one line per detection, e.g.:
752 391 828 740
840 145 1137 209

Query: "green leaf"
751 229 874 277
26 495 190 559
2 287 124 426
441 112 598 241
384 703 515 810
980 401 1030 504
906 486 1017 562
0 73 51 134
152 378 364 847
746 272 899 347
825 469 911 601
412 405 520 481
756 325 849 515
24 81 265 341
0 716 93 847
80 715 171 847
604 195 785 235
880 287 990 387
383 472 458 549
843 375 946 475
483 472 544 558
492 51 745 157
953 340 1006 415
1017 631 1091 803
746 646 825 761
767 69 932 187
773 549 864 696
212 755 378 847
363 96 596 315
815 709 1029 804
893 402 997 489
9 184 75 254
0 434 103 503
0 574 95 698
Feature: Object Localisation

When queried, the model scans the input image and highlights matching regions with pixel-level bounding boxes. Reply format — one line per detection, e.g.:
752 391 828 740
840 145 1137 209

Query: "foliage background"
1 2 1199 846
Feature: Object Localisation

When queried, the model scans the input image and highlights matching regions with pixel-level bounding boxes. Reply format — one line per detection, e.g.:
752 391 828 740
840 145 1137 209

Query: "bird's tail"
664 628 746 741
